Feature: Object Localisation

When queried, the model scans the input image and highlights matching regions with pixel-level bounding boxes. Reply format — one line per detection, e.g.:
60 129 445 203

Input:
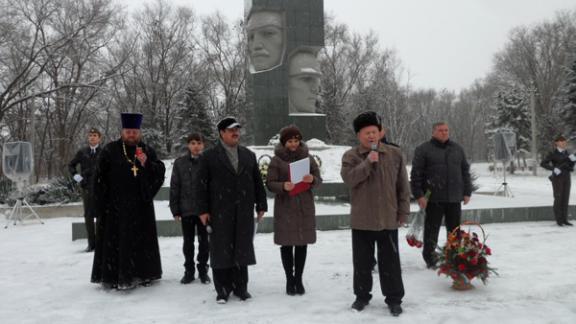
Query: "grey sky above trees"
1 0 574 181
124 0 576 91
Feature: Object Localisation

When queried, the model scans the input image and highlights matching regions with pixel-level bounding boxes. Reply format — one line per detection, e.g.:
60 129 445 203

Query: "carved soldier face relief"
288 51 322 114
247 11 284 72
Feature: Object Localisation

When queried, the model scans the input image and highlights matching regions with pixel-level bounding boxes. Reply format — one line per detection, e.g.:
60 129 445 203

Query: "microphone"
368 142 379 164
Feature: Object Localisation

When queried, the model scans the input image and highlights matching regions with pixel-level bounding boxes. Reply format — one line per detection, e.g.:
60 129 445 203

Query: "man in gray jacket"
341 111 411 316
410 122 472 269
170 133 210 284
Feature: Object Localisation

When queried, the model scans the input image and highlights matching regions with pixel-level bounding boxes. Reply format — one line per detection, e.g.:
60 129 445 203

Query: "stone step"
71 205 575 240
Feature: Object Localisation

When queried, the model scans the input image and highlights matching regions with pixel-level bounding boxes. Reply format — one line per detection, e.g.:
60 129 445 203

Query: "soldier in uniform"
68 128 102 252
541 135 576 226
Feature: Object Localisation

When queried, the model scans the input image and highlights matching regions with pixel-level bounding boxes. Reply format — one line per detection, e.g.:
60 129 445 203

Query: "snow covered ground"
1 219 575 324
2 143 574 323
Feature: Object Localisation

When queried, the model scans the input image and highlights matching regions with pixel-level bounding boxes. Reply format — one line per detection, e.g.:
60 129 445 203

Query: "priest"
91 113 166 290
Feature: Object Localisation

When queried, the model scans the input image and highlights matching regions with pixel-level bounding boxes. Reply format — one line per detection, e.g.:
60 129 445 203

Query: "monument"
246 0 326 145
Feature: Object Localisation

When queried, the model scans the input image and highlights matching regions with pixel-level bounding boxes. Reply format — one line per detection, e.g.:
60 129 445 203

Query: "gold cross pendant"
131 165 139 177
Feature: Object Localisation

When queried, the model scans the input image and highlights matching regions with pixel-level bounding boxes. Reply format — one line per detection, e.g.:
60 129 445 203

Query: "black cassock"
91 139 165 287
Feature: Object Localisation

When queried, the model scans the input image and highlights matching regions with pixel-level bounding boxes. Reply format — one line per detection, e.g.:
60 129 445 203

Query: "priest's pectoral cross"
131 165 139 177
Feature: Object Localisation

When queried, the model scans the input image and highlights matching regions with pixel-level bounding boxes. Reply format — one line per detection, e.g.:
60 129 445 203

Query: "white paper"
289 158 310 183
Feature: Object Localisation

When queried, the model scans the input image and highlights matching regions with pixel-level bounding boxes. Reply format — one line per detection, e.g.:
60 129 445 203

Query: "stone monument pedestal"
287 114 327 141
246 0 325 145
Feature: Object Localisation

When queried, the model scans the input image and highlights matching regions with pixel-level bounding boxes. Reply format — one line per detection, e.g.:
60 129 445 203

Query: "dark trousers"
82 189 96 248
552 174 571 224
280 245 307 280
352 229 404 306
181 216 209 275
423 202 461 266
212 266 248 298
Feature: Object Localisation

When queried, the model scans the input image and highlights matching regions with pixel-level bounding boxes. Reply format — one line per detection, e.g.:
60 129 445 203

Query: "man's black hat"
217 116 242 131
353 111 382 133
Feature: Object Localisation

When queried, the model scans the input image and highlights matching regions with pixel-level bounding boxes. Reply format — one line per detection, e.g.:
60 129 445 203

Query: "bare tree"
493 11 576 152
0 0 125 178
108 0 200 157
319 17 379 144
198 12 247 122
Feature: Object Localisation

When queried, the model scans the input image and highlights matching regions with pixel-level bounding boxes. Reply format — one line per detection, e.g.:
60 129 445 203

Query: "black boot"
388 304 403 316
294 276 305 295
563 221 573 226
286 275 296 296
233 289 252 301
198 264 211 284
180 272 195 284
294 245 307 295
351 299 369 311
280 246 296 295
216 293 229 304
199 272 211 284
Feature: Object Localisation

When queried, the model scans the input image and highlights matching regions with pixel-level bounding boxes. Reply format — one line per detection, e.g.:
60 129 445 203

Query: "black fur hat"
279 125 303 145
353 111 382 133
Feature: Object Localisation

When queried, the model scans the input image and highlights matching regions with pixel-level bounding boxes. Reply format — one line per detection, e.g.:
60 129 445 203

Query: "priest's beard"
122 134 141 146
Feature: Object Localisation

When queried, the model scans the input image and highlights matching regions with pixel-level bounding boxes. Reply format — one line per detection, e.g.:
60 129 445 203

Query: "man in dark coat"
91 113 166 290
410 122 472 269
68 128 102 252
170 133 210 284
197 116 268 304
540 135 575 226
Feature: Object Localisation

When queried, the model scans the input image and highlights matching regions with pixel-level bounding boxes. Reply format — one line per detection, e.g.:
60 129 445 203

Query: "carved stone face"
247 11 284 72
288 52 322 114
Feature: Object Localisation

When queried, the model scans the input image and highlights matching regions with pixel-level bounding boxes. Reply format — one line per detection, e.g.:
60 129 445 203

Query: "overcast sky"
123 0 576 91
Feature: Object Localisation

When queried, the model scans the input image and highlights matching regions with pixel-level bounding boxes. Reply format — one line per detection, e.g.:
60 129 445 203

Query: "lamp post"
530 86 538 176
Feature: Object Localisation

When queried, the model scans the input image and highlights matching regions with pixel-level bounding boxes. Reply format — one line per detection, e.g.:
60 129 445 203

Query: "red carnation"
485 247 492 255
458 264 466 271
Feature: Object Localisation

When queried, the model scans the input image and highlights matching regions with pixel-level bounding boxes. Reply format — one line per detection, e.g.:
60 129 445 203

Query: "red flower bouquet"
436 221 497 290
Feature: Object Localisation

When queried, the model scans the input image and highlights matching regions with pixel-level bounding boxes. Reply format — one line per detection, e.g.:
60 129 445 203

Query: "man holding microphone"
341 111 411 316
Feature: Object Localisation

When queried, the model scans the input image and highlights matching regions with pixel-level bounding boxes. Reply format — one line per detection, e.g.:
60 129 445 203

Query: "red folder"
288 168 311 196
289 182 311 196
